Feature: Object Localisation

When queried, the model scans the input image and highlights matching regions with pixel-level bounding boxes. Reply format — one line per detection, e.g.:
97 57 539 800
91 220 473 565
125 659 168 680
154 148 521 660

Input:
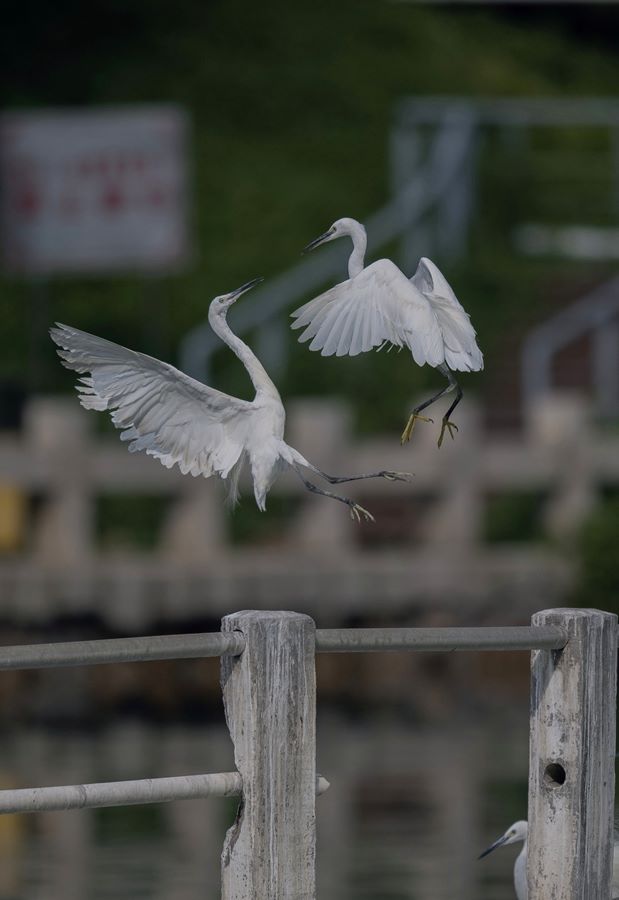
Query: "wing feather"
292 256 483 373
292 259 444 367
50 323 254 493
336 303 359 357
410 258 483 372
349 305 366 357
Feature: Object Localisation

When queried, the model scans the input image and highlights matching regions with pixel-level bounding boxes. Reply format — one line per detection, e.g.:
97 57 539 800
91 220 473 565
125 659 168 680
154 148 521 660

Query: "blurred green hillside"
2 2 619 433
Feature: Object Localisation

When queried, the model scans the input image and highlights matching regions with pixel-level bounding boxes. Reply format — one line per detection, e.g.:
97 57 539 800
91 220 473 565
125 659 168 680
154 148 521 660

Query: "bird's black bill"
478 834 509 860
230 277 264 300
302 230 333 254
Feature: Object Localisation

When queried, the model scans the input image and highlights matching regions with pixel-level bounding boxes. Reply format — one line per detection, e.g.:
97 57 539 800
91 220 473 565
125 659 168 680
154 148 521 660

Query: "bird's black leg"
401 382 453 445
312 467 414 485
437 377 463 449
293 467 374 523
401 366 464 447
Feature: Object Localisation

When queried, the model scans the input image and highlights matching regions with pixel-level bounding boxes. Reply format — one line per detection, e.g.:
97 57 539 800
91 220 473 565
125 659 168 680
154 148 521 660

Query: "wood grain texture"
528 608 617 900
220 610 316 900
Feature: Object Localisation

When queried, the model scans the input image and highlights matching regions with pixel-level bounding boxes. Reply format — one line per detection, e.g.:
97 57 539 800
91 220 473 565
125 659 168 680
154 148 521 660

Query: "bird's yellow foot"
437 419 459 448
349 503 375 524
400 413 434 445
380 471 415 483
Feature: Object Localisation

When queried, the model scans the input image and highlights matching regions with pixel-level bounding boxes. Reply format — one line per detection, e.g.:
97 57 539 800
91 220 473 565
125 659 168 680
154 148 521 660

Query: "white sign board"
0 106 191 275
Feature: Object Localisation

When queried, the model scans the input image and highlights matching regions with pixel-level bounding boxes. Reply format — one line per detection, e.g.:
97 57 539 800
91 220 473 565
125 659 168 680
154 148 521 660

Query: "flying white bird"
291 217 483 447
50 278 412 522
479 819 619 900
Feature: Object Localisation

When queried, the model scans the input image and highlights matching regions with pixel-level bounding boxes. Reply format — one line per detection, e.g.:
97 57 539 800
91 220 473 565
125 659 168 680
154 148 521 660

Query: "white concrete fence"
5 391 618 562
1 391 618 626
0 606 615 898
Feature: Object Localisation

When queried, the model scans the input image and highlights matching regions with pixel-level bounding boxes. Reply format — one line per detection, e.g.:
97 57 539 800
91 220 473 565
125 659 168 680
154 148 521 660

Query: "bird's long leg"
401 381 454 445
311 467 414 485
293 466 375 523
437 380 463 449
401 366 464 447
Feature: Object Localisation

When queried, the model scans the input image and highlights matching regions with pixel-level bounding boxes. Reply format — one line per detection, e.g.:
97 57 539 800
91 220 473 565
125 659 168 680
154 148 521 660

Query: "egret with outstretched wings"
51 278 412 522
291 217 483 447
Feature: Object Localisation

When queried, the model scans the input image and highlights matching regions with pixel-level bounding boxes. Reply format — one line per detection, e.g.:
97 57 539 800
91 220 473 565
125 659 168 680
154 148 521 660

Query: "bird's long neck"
209 311 280 400
346 221 367 278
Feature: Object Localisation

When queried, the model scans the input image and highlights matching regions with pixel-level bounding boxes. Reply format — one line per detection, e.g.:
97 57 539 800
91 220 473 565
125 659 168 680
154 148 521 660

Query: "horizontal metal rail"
0 631 245 670
0 625 570 671
315 625 568 653
0 772 331 815
397 96 619 127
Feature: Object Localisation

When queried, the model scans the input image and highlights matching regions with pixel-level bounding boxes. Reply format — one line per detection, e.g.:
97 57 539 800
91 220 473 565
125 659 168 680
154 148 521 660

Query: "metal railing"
522 274 619 416
0 624 565 670
0 607 615 899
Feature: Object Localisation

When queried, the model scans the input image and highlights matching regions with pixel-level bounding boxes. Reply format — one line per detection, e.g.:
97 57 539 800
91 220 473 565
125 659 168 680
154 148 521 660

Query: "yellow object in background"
0 774 26 897
0 485 26 553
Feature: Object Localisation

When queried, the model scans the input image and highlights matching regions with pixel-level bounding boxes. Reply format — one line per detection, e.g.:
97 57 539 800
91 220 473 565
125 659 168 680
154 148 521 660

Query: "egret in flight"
51 278 412 523
291 217 483 447
479 820 619 899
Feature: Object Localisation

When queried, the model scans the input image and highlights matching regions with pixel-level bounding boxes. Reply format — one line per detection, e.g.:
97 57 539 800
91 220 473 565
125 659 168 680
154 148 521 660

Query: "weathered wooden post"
220 610 317 899
528 608 617 899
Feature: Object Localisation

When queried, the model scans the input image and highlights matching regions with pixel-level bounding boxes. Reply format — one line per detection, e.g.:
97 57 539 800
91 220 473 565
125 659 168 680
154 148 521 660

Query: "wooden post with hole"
220 610 317 900
528 608 617 899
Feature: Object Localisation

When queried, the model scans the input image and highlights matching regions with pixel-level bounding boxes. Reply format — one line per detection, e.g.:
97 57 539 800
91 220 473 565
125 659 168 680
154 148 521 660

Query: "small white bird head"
209 277 263 315
303 217 364 253
478 820 528 859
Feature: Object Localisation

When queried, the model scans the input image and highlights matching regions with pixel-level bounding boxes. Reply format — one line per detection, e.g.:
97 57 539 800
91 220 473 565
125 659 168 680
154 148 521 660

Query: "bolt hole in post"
543 762 566 787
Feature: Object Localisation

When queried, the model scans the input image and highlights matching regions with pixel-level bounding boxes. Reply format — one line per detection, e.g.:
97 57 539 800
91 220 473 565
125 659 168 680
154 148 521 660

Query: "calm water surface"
0 711 529 899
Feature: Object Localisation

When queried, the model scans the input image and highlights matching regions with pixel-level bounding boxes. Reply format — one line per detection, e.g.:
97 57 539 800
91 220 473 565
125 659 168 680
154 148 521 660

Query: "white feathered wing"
50 323 255 500
411 257 483 373
292 257 483 373
292 259 444 367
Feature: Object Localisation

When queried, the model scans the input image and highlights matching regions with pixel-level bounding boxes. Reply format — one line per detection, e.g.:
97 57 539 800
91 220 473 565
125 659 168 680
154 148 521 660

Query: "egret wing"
50 323 253 483
292 259 444 367
411 257 483 372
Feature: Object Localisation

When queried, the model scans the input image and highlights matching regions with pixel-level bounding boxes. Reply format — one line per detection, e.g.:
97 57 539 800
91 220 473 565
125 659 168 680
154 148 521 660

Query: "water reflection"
0 712 528 899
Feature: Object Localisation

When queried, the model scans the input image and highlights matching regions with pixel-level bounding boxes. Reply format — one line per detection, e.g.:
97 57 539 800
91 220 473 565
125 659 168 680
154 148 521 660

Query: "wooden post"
220 610 316 899
528 608 617 899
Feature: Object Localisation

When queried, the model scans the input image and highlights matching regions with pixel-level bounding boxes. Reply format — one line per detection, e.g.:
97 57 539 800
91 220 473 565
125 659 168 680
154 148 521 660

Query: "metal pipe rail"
315 625 567 653
0 631 245 670
397 96 619 127
0 625 568 670
0 773 331 815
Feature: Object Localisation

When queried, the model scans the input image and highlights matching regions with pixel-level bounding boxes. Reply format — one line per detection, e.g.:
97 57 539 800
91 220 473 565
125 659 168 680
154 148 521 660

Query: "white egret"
478 820 528 899
291 217 483 447
479 819 619 900
50 278 412 522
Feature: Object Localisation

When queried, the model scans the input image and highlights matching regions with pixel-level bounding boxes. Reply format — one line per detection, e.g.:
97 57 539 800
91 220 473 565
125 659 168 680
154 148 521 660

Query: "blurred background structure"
0 2 618 898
